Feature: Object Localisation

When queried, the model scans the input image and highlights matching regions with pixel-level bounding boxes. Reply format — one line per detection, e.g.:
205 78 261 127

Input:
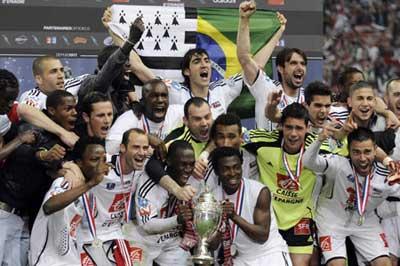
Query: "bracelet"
38 148 48 161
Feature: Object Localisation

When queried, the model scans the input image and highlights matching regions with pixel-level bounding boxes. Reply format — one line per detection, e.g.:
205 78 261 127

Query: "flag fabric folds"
109 4 280 117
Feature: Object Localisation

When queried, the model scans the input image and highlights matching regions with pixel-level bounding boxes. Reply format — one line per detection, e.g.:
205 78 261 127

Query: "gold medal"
122 223 133 236
358 215 364 226
92 238 103 248
230 244 238 257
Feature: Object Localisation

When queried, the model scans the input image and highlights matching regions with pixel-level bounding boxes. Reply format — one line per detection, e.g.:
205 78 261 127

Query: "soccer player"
102 9 243 119
18 55 88 110
79 128 150 265
303 127 398 266
209 147 291 265
75 92 113 141
106 79 183 154
236 1 306 131
30 137 109 266
129 140 195 265
242 103 316 266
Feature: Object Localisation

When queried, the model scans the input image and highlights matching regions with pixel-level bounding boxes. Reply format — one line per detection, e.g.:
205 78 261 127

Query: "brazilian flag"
109 5 280 118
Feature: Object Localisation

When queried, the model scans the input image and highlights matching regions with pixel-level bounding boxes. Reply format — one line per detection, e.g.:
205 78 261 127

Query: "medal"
358 215 365 226
230 244 238 257
282 141 304 188
92 238 103 248
352 165 373 226
122 223 133 236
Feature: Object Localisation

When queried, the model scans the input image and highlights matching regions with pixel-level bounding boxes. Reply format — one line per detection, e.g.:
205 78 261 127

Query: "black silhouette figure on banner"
163 23 170 38
172 12 179 25
154 36 161 50
155 11 162 25
171 36 178 51
119 10 127 24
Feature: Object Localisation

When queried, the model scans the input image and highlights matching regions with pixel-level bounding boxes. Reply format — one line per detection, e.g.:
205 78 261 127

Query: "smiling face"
282 117 307 154
48 96 77 131
83 101 113 139
167 148 195 187
217 155 242 195
278 52 307 90
348 87 376 124
120 131 149 171
143 81 169 123
35 58 65 94
349 139 376 177
183 52 212 90
385 80 400 119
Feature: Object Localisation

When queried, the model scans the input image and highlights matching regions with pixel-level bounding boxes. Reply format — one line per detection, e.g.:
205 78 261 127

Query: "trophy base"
191 254 214 265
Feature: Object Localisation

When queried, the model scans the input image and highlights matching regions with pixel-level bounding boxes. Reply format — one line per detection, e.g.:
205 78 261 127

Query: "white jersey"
131 172 181 246
79 155 144 244
30 178 83 266
213 178 288 259
304 140 400 226
106 104 183 155
329 105 349 125
245 70 304 130
204 149 259 192
163 73 243 119
18 74 88 110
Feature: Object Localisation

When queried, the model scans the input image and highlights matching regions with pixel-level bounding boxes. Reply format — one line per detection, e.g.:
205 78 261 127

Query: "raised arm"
43 160 109 215
303 126 334 173
236 1 258 85
102 7 155 83
17 104 78 148
253 12 286 70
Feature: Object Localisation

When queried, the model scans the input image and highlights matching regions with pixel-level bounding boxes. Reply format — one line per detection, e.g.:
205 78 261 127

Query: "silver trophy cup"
192 188 222 264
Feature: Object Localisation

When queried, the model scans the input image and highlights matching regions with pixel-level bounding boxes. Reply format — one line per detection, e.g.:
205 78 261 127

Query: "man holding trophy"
204 147 291 266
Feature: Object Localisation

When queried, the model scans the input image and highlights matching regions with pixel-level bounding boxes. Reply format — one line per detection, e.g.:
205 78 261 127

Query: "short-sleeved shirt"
242 129 316 230
30 177 83 266
18 74 89 110
106 105 183 155
245 70 304 130
163 73 243 119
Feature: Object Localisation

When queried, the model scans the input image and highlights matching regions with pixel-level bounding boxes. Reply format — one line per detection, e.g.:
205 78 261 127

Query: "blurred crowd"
324 0 400 95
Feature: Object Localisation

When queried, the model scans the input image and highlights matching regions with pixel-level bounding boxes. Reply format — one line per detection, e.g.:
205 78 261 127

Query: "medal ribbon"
352 165 373 218
282 141 304 188
142 115 164 138
223 180 245 241
118 156 135 223
82 192 97 240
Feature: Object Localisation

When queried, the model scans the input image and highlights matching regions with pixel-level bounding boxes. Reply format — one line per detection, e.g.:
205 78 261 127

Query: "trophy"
192 186 222 264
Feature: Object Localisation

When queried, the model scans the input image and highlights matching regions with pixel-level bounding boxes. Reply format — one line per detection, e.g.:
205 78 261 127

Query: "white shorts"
382 216 400 257
317 215 389 263
234 251 292 266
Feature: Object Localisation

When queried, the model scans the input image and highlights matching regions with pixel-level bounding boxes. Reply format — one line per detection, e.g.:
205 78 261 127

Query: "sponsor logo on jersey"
70 214 82 238
319 236 332 251
108 193 128 213
80 252 95 266
211 101 222 109
129 246 143 262
277 173 299 191
138 197 151 217
293 218 311 236
106 182 116 190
